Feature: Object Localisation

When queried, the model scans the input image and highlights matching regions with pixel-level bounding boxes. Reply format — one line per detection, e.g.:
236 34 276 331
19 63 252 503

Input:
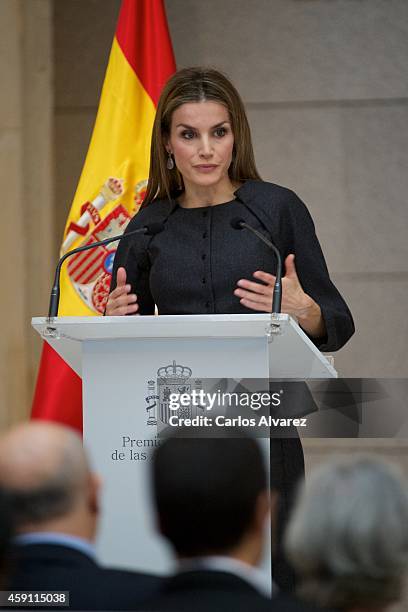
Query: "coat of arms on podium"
145 360 203 427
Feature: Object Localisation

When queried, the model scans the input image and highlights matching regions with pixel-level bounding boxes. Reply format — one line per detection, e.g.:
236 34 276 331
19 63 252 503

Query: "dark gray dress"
111 180 354 352
110 180 355 591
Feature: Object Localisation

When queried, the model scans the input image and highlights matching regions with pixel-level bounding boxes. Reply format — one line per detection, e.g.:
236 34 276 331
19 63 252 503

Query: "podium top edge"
31 313 293 341
32 314 290 324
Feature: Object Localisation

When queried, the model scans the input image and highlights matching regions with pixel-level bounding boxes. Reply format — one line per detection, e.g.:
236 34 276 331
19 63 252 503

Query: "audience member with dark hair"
138 430 325 612
285 456 408 611
0 422 163 611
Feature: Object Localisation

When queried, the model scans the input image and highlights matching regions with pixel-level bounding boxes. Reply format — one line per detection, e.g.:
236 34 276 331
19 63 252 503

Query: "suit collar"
12 541 97 567
166 568 263 595
14 532 96 560
178 555 271 597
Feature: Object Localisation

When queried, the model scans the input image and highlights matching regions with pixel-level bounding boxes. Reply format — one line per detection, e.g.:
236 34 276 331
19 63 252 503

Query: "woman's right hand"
105 267 139 316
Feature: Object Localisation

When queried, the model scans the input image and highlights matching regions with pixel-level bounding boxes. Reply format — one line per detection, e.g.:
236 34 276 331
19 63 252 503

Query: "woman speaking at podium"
106 67 354 590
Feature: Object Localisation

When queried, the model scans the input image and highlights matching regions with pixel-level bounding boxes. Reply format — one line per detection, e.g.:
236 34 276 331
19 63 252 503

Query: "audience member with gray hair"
285 456 408 611
0 421 163 610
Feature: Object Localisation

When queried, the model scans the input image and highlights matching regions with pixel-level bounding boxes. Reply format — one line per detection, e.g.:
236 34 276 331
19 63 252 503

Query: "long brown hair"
142 67 262 207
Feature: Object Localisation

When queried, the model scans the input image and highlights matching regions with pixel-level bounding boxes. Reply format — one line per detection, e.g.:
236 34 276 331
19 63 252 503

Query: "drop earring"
167 152 174 170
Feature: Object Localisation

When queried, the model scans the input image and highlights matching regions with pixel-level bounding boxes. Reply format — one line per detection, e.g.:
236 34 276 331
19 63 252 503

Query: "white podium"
32 314 336 588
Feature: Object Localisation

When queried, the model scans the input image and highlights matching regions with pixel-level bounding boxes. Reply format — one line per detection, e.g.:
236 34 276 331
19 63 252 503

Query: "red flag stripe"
31 343 83 433
115 0 176 106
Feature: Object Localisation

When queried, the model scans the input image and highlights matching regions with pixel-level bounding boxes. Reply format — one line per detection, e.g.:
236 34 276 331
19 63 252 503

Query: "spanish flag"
32 0 176 431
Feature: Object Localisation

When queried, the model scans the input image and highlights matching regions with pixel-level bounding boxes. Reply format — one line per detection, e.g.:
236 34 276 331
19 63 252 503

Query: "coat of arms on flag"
67 205 131 313
62 178 148 314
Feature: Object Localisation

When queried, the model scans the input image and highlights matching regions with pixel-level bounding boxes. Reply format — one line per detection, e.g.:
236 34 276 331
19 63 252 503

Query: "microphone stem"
47 226 151 319
241 222 282 314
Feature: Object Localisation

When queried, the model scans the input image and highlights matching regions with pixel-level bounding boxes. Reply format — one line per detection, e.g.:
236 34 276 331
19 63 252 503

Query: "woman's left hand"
234 254 326 338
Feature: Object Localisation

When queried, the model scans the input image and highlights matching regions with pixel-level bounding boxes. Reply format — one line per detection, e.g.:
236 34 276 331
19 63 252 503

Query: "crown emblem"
157 360 192 384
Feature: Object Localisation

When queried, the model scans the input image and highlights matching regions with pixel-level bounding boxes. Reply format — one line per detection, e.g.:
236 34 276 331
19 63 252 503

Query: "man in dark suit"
0 490 13 589
0 421 162 610
138 431 325 612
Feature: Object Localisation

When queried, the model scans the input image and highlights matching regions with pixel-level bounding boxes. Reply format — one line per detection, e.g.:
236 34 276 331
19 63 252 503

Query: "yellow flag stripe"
59 37 156 316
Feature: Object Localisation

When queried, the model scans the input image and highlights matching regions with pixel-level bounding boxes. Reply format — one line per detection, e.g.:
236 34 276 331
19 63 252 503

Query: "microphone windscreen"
230 217 245 230
145 222 165 235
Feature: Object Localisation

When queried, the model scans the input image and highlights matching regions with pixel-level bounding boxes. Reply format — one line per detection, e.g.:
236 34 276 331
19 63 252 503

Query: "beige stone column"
21 0 54 393
0 0 53 429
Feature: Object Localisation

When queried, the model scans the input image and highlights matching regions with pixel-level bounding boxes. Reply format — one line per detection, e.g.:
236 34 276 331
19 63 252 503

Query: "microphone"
230 217 282 314
48 222 164 319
